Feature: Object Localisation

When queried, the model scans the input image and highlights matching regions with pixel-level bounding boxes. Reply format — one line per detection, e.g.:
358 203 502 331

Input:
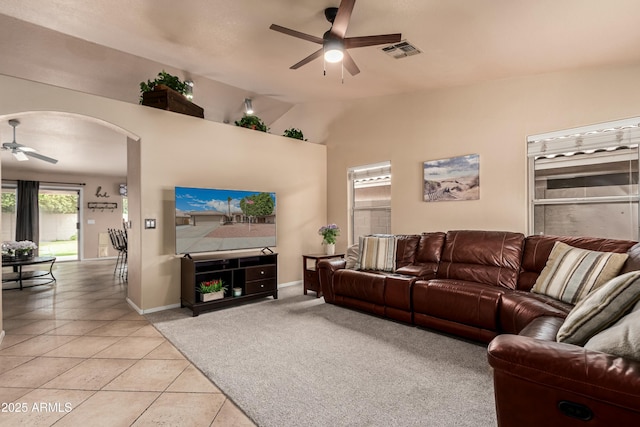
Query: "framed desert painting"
423 154 479 202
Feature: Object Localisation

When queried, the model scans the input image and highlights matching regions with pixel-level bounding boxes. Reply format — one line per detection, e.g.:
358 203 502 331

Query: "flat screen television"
175 186 276 254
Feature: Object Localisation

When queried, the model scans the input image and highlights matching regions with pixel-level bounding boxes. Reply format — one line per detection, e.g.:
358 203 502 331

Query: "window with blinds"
528 118 640 240
348 162 391 244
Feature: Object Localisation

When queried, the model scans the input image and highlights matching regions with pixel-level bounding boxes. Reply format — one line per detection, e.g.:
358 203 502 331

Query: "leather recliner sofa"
317 230 640 425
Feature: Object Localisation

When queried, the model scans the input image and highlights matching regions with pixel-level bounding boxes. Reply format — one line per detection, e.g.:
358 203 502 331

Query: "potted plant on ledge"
199 279 227 302
283 128 307 141
235 115 269 132
139 70 204 118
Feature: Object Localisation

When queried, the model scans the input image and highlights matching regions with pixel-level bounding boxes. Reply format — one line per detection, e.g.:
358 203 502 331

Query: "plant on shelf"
235 115 269 132
282 128 307 141
139 70 189 103
199 278 227 294
198 278 227 302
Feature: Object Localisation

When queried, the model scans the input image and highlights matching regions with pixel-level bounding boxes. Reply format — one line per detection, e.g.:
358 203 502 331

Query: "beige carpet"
147 285 496 427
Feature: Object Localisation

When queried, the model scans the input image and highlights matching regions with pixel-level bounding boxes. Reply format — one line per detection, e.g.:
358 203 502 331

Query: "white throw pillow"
344 244 359 269
584 300 640 361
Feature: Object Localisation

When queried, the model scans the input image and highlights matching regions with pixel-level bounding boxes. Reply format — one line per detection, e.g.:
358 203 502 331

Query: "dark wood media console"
181 252 277 316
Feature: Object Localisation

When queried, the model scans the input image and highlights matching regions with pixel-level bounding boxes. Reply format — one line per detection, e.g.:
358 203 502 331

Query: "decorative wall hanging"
423 154 479 202
88 202 118 212
95 186 110 198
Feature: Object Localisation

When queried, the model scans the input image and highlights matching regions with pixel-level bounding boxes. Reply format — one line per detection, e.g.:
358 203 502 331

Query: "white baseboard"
126 281 301 315
126 298 143 314
126 297 181 315
142 303 182 314
278 280 302 288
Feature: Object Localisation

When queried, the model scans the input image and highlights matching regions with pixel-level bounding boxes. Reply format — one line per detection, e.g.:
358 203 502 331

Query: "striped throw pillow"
355 235 397 272
557 270 640 345
531 242 628 304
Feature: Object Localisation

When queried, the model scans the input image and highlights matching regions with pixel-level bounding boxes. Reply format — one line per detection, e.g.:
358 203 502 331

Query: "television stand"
180 252 277 316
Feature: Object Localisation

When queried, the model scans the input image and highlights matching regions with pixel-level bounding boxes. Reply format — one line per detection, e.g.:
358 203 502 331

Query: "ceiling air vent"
380 41 421 59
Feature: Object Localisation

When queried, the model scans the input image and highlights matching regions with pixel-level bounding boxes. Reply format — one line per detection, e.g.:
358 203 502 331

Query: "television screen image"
175 187 276 254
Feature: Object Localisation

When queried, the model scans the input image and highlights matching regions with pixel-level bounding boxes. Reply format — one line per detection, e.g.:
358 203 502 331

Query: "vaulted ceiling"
2 0 640 175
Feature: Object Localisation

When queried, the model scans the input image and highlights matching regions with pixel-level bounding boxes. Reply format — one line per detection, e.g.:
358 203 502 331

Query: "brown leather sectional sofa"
317 230 640 426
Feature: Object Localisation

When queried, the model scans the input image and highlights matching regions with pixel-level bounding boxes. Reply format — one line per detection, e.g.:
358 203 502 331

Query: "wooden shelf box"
141 84 204 118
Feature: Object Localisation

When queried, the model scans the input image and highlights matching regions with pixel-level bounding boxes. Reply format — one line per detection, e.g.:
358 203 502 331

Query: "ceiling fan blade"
345 33 402 49
12 150 28 161
269 24 323 44
290 48 324 69
331 0 356 39
25 151 58 164
14 143 36 152
343 50 360 76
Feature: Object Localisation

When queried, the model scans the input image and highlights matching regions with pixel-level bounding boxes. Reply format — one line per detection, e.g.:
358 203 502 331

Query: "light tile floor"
0 259 255 426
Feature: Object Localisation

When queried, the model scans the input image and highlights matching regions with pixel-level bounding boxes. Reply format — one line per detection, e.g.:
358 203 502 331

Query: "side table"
303 253 345 298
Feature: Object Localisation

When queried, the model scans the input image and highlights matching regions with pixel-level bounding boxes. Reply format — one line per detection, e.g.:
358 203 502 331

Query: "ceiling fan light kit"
270 0 401 78
2 119 59 164
324 39 344 63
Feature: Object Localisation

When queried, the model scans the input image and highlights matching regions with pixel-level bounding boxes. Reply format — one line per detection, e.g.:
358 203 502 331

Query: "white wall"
0 75 327 317
326 62 640 252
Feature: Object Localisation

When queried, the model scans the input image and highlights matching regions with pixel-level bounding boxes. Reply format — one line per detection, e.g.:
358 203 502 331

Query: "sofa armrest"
517 316 564 341
317 259 346 303
487 334 640 425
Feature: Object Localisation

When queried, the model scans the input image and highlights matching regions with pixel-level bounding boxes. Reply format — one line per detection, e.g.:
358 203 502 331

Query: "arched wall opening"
0 111 142 331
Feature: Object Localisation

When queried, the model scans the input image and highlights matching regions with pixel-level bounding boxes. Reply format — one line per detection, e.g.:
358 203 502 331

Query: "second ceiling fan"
1 119 58 164
270 0 401 76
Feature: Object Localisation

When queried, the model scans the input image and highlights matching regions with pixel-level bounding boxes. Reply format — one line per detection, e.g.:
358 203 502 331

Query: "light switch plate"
145 219 156 229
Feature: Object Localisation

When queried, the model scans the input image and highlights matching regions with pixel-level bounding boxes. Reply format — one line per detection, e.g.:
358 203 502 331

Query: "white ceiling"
3 0 640 176
0 112 127 177
6 0 640 103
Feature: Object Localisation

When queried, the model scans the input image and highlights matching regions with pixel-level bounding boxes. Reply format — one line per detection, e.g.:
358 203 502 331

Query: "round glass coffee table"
2 256 57 290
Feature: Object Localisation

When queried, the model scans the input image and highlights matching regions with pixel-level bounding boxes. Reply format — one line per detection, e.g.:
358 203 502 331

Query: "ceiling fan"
269 0 401 76
2 119 58 164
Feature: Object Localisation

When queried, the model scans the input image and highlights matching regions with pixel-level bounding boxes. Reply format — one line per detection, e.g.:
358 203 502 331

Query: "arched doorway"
0 111 141 329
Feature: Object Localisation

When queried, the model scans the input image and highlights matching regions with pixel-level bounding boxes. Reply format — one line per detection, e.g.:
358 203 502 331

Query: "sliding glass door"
1 184 80 260
1 186 17 242
38 188 80 261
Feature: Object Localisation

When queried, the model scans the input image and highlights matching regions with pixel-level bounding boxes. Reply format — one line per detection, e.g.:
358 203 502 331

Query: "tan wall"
2 171 127 259
0 159 2 334
326 62 640 252
0 75 327 314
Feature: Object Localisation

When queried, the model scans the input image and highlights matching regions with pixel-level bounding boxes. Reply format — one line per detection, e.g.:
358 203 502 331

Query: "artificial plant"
282 128 307 141
235 115 269 132
139 70 189 102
